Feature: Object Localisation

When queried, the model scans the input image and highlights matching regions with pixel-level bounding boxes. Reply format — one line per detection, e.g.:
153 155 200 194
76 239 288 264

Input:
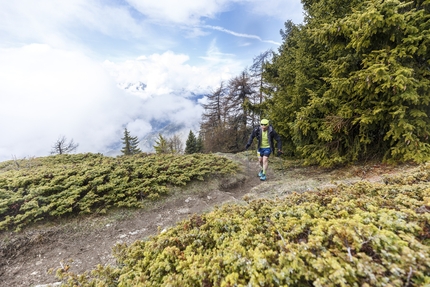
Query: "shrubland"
54 160 429 287
0 153 238 232
1 153 429 286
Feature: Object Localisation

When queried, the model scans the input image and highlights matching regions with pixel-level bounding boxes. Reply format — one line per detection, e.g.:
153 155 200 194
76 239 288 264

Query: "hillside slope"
0 153 424 287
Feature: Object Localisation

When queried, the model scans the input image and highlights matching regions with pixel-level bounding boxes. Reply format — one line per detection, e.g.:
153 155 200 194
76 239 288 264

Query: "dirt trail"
0 153 417 287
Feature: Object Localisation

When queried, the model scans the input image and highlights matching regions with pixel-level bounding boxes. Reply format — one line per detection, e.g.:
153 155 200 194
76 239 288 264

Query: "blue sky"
0 0 304 161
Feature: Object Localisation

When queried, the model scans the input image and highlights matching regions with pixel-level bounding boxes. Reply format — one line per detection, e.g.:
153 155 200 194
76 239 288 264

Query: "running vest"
261 130 270 148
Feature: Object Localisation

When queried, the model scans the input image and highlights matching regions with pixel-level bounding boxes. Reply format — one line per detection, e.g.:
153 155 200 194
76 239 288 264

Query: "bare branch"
51 136 79 155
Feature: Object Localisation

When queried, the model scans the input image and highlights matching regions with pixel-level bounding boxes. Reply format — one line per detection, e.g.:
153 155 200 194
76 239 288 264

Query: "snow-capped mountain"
118 81 147 94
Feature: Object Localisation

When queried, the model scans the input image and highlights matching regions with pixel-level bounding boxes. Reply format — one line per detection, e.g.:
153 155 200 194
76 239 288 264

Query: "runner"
245 119 282 181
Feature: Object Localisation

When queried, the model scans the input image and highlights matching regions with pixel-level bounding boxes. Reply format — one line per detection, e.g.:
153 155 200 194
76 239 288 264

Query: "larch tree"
200 83 229 152
167 134 183 154
153 134 169 154
251 50 272 103
50 136 79 155
225 70 256 152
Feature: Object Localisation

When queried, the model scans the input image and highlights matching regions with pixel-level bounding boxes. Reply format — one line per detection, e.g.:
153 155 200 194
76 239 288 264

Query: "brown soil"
0 153 418 287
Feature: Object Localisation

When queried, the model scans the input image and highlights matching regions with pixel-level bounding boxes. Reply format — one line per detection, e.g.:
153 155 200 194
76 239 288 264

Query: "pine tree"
121 128 141 155
184 130 197 154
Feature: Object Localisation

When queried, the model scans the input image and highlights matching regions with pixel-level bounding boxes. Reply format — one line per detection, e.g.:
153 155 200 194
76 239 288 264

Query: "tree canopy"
185 130 203 154
262 0 430 166
185 130 197 154
196 0 430 166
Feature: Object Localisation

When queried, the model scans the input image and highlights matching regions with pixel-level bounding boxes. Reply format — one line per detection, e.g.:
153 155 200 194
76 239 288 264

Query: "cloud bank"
0 0 304 161
0 44 138 159
0 44 241 161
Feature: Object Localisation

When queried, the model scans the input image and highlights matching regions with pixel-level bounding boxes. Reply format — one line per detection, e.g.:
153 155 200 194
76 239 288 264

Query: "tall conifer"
264 0 430 165
185 130 197 154
196 133 204 153
121 128 141 155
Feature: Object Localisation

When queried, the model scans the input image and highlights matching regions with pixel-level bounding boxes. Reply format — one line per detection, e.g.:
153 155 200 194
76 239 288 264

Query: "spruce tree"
185 130 197 154
264 0 430 166
196 133 204 153
304 0 430 165
121 128 141 155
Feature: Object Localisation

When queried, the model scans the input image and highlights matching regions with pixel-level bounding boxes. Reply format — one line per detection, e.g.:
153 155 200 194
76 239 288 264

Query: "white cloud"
200 39 244 77
126 119 152 138
202 25 281 45
0 45 239 161
0 0 149 50
0 44 142 160
0 0 304 161
142 94 203 125
103 48 243 99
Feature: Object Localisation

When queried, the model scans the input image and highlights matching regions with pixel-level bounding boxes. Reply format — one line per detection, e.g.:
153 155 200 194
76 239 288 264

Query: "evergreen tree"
196 133 204 153
153 133 169 154
264 0 430 166
185 130 197 154
121 128 141 155
302 0 430 165
264 20 325 157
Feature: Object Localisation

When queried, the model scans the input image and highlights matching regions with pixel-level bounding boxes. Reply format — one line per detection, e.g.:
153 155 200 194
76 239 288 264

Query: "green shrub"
57 167 430 287
0 153 238 231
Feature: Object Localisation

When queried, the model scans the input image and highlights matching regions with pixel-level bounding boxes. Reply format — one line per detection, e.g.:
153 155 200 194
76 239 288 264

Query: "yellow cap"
260 119 269 125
